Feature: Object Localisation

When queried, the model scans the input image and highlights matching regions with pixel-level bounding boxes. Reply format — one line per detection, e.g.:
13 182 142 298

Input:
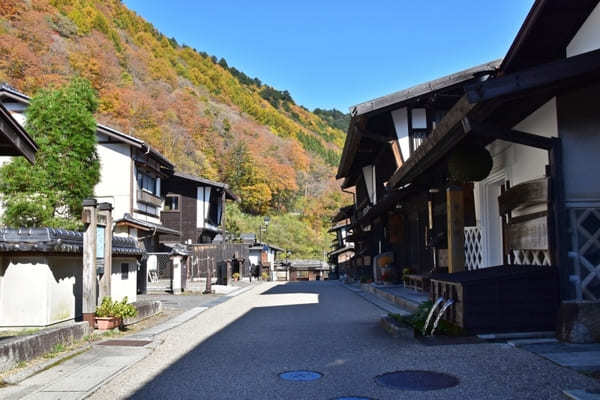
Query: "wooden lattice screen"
568 206 600 300
464 226 483 270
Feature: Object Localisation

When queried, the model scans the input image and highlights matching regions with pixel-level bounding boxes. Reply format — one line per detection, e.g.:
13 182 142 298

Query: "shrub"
261 271 270 281
96 297 137 319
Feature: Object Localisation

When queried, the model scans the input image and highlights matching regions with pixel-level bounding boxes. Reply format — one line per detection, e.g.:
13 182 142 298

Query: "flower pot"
95 316 122 330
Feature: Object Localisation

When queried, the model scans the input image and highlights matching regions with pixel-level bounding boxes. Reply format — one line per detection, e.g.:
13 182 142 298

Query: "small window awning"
115 214 180 236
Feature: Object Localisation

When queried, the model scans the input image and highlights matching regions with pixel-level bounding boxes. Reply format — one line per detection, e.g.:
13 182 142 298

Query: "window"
121 263 129 280
137 171 157 195
165 195 180 211
136 202 158 216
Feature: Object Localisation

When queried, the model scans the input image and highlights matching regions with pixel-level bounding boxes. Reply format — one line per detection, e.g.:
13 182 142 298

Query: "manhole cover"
97 340 152 347
279 370 323 381
332 397 376 400
375 370 459 391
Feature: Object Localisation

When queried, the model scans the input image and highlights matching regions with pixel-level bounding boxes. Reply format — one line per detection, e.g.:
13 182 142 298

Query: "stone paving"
87 281 600 400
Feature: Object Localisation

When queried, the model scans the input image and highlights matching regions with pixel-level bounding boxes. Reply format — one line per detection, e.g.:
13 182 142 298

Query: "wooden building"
334 0 600 337
160 172 240 245
0 85 178 253
327 219 354 279
335 61 500 283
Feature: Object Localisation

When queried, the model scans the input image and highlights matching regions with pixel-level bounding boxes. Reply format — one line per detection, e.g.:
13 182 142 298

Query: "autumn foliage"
0 0 352 256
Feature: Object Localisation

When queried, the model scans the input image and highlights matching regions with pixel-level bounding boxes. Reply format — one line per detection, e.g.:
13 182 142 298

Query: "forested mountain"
0 0 350 257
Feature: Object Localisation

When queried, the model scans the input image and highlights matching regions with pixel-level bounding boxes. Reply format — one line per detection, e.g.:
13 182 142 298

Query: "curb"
2 344 92 385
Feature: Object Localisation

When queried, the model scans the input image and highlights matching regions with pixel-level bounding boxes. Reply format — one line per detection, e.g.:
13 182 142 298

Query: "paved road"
90 281 600 400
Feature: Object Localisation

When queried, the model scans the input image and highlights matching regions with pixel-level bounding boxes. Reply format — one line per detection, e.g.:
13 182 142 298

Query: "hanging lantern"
447 142 493 183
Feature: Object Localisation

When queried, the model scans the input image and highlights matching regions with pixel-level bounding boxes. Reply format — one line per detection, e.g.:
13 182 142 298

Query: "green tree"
0 78 100 229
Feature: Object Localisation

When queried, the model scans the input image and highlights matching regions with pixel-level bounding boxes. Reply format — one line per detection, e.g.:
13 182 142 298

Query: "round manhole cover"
279 370 323 382
332 397 376 400
375 370 459 391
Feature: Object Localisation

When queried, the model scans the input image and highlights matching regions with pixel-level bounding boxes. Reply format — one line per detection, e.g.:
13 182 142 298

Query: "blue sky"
123 1 534 112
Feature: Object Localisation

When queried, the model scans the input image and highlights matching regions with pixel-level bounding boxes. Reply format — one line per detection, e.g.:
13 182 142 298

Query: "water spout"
430 299 454 336
422 297 445 336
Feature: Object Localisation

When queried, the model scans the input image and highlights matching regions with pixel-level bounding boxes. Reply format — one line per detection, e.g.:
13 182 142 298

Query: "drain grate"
279 370 322 382
97 340 152 347
375 370 459 391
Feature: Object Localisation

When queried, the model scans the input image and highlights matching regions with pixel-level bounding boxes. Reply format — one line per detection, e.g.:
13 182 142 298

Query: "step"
563 389 600 400
507 338 559 347
477 331 556 341
360 283 428 313
355 290 411 317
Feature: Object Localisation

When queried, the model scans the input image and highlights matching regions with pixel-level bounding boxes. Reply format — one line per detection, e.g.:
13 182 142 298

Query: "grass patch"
43 343 66 359
389 301 465 337
0 328 40 338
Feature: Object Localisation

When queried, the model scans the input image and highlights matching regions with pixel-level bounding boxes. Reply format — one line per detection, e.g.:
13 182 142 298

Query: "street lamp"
258 216 270 243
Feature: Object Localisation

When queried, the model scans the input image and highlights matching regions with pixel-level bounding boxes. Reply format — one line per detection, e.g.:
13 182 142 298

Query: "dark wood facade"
160 173 239 245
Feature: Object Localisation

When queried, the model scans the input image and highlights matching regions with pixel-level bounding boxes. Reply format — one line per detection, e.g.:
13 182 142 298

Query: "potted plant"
381 272 393 285
402 268 412 285
232 272 240 282
95 297 137 330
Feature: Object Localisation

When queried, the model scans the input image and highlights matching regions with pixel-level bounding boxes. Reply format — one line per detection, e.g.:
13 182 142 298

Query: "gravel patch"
90 281 600 400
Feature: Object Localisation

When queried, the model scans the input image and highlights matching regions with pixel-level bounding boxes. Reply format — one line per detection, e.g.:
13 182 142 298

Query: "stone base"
557 300 600 343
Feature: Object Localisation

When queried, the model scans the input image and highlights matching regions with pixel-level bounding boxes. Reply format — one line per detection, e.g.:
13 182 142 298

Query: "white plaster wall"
94 138 132 220
267 250 275 265
110 258 137 303
474 98 558 265
566 3 600 57
0 256 80 327
248 251 259 266
391 107 410 161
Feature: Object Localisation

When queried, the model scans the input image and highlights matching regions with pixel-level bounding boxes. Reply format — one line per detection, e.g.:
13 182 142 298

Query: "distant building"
160 172 240 245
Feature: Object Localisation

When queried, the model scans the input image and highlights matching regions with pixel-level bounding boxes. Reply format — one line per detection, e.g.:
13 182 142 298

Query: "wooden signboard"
507 215 548 250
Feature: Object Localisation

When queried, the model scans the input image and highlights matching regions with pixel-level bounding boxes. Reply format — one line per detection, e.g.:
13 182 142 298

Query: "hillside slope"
0 0 350 257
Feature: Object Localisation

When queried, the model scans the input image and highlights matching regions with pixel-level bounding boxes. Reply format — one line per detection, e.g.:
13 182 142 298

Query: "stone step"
360 283 427 313
563 389 600 400
507 338 559 347
477 331 556 341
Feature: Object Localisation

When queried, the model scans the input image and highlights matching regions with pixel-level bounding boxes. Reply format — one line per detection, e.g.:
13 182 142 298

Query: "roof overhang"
337 61 501 180
172 172 241 202
500 0 600 74
115 214 180 236
0 102 37 163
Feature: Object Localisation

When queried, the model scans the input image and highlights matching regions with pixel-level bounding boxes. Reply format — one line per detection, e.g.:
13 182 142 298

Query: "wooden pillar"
98 202 113 302
221 190 227 241
549 138 569 300
226 259 232 286
447 186 465 273
82 199 97 327
204 257 213 294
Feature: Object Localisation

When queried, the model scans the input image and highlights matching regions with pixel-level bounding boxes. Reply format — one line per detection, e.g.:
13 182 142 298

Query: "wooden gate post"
97 202 113 302
447 186 465 273
226 259 232 286
82 199 97 327
204 257 212 294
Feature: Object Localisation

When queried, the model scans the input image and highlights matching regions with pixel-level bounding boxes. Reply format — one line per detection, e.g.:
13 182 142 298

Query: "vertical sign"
96 226 105 259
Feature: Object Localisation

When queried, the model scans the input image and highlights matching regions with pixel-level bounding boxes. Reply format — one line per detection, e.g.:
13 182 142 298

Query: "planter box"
430 265 559 333
95 317 122 330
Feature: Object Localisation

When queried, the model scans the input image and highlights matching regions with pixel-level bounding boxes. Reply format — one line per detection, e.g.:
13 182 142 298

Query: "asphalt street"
90 281 600 400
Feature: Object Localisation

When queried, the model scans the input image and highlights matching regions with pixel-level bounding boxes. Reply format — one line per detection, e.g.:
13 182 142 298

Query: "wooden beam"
388 95 475 188
465 120 554 150
466 47 600 103
447 186 465 273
